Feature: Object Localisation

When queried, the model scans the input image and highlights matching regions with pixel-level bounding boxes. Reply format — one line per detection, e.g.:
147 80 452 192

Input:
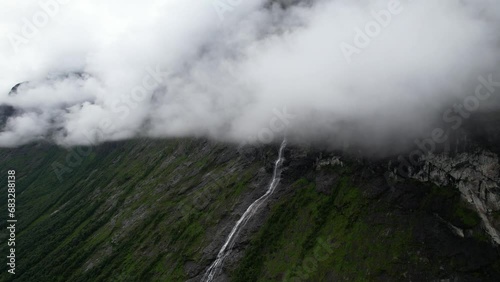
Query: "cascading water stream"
202 139 287 282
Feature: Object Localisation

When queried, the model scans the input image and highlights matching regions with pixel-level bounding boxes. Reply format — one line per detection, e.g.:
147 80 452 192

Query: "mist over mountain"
1 0 500 152
3 2 500 281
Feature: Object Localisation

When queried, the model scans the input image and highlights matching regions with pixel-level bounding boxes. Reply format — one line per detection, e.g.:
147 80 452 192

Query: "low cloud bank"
1 0 499 153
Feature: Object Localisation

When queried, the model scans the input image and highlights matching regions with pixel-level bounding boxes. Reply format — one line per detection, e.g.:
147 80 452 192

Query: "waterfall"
202 139 287 281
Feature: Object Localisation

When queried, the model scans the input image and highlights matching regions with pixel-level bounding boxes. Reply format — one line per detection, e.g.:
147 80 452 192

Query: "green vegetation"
233 173 415 282
421 184 481 229
0 139 495 281
232 167 497 281
0 139 263 281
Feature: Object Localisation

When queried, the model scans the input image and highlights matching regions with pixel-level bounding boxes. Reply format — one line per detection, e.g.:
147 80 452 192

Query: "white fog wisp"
202 138 287 282
2 0 500 150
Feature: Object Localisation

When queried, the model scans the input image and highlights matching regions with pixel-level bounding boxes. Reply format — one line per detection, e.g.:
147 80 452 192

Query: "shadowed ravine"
202 139 287 282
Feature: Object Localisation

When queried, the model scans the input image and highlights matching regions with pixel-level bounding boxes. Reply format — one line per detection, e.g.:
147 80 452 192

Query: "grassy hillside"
0 139 499 281
0 139 267 281
234 166 497 281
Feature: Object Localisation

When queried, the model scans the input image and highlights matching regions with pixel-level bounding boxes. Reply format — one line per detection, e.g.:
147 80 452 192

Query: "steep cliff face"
411 149 500 245
382 114 500 247
0 105 15 130
236 145 500 282
1 135 499 281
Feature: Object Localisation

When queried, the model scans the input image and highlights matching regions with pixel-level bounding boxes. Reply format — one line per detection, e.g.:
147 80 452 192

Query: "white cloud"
0 0 499 152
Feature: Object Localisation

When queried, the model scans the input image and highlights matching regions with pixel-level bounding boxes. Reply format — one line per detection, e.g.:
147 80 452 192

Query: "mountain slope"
0 138 499 281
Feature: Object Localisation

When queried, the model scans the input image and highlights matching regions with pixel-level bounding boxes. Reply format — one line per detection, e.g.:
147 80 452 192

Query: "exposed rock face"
1 136 499 281
8 82 25 96
385 114 500 246
411 148 500 245
267 146 500 281
376 111 500 246
0 105 15 130
203 124 499 281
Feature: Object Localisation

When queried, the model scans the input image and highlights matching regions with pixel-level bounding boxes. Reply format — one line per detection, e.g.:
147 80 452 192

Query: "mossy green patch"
233 173 414 282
